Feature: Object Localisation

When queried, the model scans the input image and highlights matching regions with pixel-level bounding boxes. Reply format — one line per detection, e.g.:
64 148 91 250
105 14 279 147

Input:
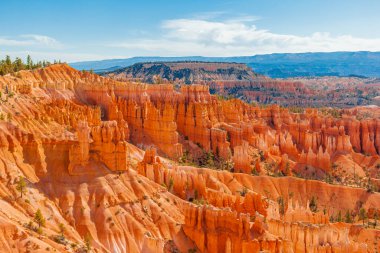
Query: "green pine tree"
309 196 318 213
359 208 367 226
26 55 33 69
84 233 92 251
345 210 352 223
34 209 46 228
16 176 27 198
58 223 65 236
336 211 342 222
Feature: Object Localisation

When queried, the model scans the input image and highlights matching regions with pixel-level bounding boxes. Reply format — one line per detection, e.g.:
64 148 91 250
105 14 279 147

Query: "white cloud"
21 34 62 48
0 34 61 48
110 18 380 56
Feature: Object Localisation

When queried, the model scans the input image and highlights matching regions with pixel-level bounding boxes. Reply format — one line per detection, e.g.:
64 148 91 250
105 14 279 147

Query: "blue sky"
1 0 380 62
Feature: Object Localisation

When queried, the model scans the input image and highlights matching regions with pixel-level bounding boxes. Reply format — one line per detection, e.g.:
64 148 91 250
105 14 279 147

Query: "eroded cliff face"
94 71 379 188
137 150 380 253
103 62 380 107
0 64 378 253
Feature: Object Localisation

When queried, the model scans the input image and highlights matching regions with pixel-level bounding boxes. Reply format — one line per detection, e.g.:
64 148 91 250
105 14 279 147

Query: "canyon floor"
0 64 379 253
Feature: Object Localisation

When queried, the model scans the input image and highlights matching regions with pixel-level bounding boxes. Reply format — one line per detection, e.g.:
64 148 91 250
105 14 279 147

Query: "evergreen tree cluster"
0 55 61 76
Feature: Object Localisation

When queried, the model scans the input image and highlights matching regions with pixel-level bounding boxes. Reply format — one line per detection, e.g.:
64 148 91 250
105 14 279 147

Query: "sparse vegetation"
58 223 65 236
34 209 46 228
239 187 248 197
84 233 92 252
345 210 353 223
251 167 259 176
374 211 378 228
336 211 343 222
193 198 208 206
277 196 285 216
181 147 234 171
309 196 318 213
0 55 59 76
168 178 174 192
258 150 265 161
197 151 215 168
366 177 377 193
288 106 304 114
359 208 367 226
16 176 27 198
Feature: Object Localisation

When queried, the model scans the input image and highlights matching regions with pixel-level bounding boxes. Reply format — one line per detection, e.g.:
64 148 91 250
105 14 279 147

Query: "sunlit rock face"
103 61 380 108
0 64 378 253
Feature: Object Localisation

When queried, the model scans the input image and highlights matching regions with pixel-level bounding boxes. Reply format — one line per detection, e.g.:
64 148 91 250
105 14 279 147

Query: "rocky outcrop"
103 62 260 84
233 141 255 173
25 65 378 168
0 64 379 253
69 120 129 174
102 61 380 107
182 203 298 253
137 148 269 218
268 220 368 253
298 147 331 173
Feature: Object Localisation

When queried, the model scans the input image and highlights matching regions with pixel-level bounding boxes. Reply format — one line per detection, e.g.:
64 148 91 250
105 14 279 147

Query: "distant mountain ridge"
103 61 262 84
70 51 380 78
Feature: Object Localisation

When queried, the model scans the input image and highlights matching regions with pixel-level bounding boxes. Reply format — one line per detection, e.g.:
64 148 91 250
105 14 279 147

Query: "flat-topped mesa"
68 120 129 174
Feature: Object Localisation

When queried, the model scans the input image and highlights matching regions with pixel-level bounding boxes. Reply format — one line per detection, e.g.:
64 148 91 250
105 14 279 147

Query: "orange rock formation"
0 64 378 253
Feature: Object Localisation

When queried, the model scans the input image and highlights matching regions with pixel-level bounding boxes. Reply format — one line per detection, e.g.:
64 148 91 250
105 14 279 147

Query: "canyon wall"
0 64 378 253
